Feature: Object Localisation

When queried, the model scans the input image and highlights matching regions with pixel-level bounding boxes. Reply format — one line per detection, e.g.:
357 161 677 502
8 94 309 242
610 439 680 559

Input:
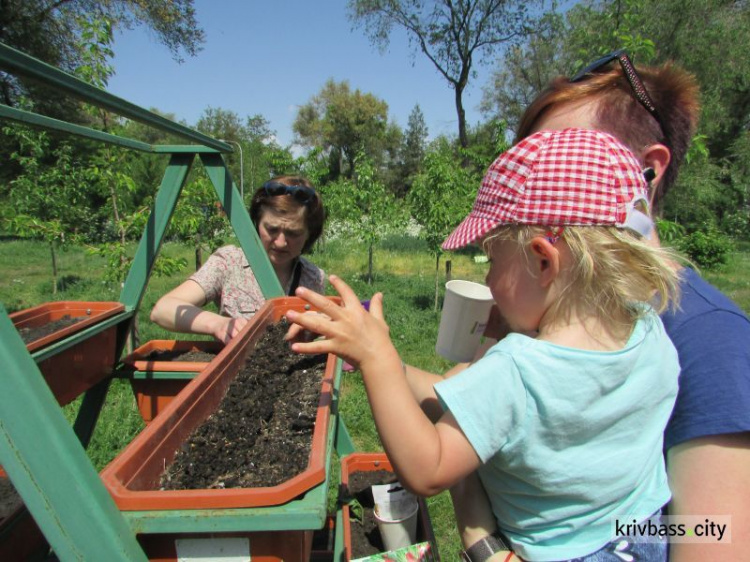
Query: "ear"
641 143 671 205
529 236 560 288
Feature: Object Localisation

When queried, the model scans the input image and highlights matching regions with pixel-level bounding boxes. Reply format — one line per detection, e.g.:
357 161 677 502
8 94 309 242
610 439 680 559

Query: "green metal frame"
0 41 349 560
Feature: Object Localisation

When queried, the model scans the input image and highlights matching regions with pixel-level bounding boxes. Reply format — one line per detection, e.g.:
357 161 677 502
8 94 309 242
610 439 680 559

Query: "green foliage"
409 141 480 308
0 0 204 121
678 225 734 270
293 79 396 180
324 153 407 283
655 219 686 245
393 104 429 196
409 142 479 256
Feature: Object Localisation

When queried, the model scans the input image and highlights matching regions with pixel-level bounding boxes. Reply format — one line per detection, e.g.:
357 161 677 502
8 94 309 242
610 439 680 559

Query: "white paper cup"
436 280 494 362
374 503 419 552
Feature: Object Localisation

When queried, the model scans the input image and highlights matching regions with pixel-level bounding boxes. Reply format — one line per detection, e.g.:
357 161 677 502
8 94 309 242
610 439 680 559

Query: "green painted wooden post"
119 153 194 311
0 306 147 561
200 153 284 299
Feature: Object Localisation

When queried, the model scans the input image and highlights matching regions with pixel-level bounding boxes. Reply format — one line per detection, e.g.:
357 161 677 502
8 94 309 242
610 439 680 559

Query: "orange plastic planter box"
10 301 125 405
122 339 224 372
340 453 439 561
101 297 339 511
11 301 124 352
123 340 225 423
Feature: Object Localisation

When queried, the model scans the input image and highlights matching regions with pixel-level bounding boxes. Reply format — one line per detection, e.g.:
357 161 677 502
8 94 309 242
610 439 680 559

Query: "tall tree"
0 0 204 112
293 79 396 179
396 104 429 195
409 139 479 309
480 11 568 134
348 0 545 149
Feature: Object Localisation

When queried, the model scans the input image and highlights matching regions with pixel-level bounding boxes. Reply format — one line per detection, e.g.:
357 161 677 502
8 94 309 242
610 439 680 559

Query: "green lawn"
3 236 749 560
0 234 487 558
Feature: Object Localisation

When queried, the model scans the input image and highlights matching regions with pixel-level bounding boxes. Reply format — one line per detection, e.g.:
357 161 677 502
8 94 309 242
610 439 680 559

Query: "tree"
395 104 429 196
293 79 397 180
0 0 204 113
3 127 92 293
325 152 406 284
480 11 569 134
349 0 545 149
409 140 479 309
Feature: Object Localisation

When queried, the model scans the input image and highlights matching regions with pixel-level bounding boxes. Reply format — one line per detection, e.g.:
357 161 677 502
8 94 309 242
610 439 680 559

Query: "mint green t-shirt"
435 311 678 561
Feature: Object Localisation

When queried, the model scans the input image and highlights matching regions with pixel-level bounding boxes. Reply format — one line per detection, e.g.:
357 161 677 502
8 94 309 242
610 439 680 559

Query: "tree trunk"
368 242 374 285
434 253 440 312
195 233 203 271
50 241 58 295
455 85 468 150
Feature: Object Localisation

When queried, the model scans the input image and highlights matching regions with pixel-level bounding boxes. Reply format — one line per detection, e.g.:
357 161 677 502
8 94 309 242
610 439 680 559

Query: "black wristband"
460 532 510 562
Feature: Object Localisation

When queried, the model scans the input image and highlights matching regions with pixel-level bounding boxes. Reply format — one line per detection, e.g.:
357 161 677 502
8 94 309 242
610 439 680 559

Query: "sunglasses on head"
261 180 316 205
570 49 663 135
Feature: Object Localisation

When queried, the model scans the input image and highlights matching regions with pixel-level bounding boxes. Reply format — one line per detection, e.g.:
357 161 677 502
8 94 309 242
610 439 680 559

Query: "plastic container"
10 301 124 352
10 301 126 405
122 339 223 372
339 453 439 561
122 340 224 423
100 297 340 511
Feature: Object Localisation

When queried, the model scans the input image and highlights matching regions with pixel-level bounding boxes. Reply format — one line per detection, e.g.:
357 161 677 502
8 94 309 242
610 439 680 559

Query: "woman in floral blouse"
150 176 326 343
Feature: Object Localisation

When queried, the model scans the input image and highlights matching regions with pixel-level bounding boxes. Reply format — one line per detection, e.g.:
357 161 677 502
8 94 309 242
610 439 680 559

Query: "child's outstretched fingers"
327 275 363 310
368 292 385 321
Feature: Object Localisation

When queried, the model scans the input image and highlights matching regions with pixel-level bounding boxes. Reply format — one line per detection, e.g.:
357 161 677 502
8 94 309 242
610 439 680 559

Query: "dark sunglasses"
261 180 316 205
570 49 663 135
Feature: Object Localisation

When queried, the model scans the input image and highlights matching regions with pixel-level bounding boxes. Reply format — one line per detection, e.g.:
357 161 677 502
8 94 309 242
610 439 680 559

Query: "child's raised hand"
286 275 393 369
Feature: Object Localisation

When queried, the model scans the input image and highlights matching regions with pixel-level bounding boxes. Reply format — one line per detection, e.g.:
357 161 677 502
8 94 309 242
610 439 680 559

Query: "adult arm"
150 279 247 343
667 433 750 562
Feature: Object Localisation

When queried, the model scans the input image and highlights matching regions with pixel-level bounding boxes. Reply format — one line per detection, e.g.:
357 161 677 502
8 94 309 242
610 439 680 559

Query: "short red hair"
516 62 700 208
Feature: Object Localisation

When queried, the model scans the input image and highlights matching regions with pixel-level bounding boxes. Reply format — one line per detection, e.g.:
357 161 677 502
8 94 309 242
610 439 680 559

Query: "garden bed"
160 322 326 490
101 297 340 510
10 301 124 352
340 453 439 561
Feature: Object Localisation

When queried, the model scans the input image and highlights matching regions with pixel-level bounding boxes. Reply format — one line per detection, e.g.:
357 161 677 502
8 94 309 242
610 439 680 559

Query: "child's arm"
288 275 482 495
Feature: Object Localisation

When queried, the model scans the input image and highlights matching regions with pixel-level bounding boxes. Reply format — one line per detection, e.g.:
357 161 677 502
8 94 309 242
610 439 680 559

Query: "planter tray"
10 301 125 353
9 301 127 405
339 453 440 561
101 296 340 511
122 340 224 372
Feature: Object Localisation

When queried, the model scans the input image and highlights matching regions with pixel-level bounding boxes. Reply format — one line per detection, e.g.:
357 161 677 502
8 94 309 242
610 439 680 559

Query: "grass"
3 235 748 560
0 234 486 557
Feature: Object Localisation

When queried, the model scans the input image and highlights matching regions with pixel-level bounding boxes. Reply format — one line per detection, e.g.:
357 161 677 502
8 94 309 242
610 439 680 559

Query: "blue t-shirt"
662 267 750 450
435 312 678 561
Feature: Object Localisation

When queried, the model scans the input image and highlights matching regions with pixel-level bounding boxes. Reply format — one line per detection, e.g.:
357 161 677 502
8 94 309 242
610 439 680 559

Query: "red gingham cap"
442 128 653 250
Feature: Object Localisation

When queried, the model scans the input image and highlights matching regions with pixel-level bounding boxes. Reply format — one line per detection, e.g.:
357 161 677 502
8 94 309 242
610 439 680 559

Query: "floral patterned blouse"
190 245 325 318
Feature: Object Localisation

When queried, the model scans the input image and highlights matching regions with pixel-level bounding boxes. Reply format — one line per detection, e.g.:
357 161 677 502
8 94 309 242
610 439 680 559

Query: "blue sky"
108 0 495 148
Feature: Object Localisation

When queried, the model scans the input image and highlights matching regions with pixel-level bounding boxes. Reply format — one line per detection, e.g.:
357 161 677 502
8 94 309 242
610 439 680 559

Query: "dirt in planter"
144 349 218 362
0 477 23 521
160 322 327 490
346 470 400 558
17 315 81 344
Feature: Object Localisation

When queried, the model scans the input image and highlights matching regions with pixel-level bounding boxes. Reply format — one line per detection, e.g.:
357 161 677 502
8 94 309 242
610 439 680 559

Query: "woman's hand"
286 275 390 370
211 315 248 344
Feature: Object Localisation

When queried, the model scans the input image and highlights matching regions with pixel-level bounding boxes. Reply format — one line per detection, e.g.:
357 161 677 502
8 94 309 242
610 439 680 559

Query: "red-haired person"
451 53 750 562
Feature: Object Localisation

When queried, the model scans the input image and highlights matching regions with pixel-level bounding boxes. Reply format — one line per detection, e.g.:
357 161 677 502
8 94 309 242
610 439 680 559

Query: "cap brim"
442 215 499 250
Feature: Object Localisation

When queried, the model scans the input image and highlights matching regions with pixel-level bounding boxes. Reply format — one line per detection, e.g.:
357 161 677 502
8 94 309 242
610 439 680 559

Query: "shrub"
720 209 750 240
678 226 734 270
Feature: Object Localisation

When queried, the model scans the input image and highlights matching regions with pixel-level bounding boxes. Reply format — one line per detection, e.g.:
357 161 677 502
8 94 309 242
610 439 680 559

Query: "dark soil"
17 315 81 344
0 477 22 521
160 322 327 490
144 349 218 362
346 470 400 558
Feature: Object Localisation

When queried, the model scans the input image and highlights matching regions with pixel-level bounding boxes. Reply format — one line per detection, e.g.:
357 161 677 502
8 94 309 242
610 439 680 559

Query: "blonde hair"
484 225 682 332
